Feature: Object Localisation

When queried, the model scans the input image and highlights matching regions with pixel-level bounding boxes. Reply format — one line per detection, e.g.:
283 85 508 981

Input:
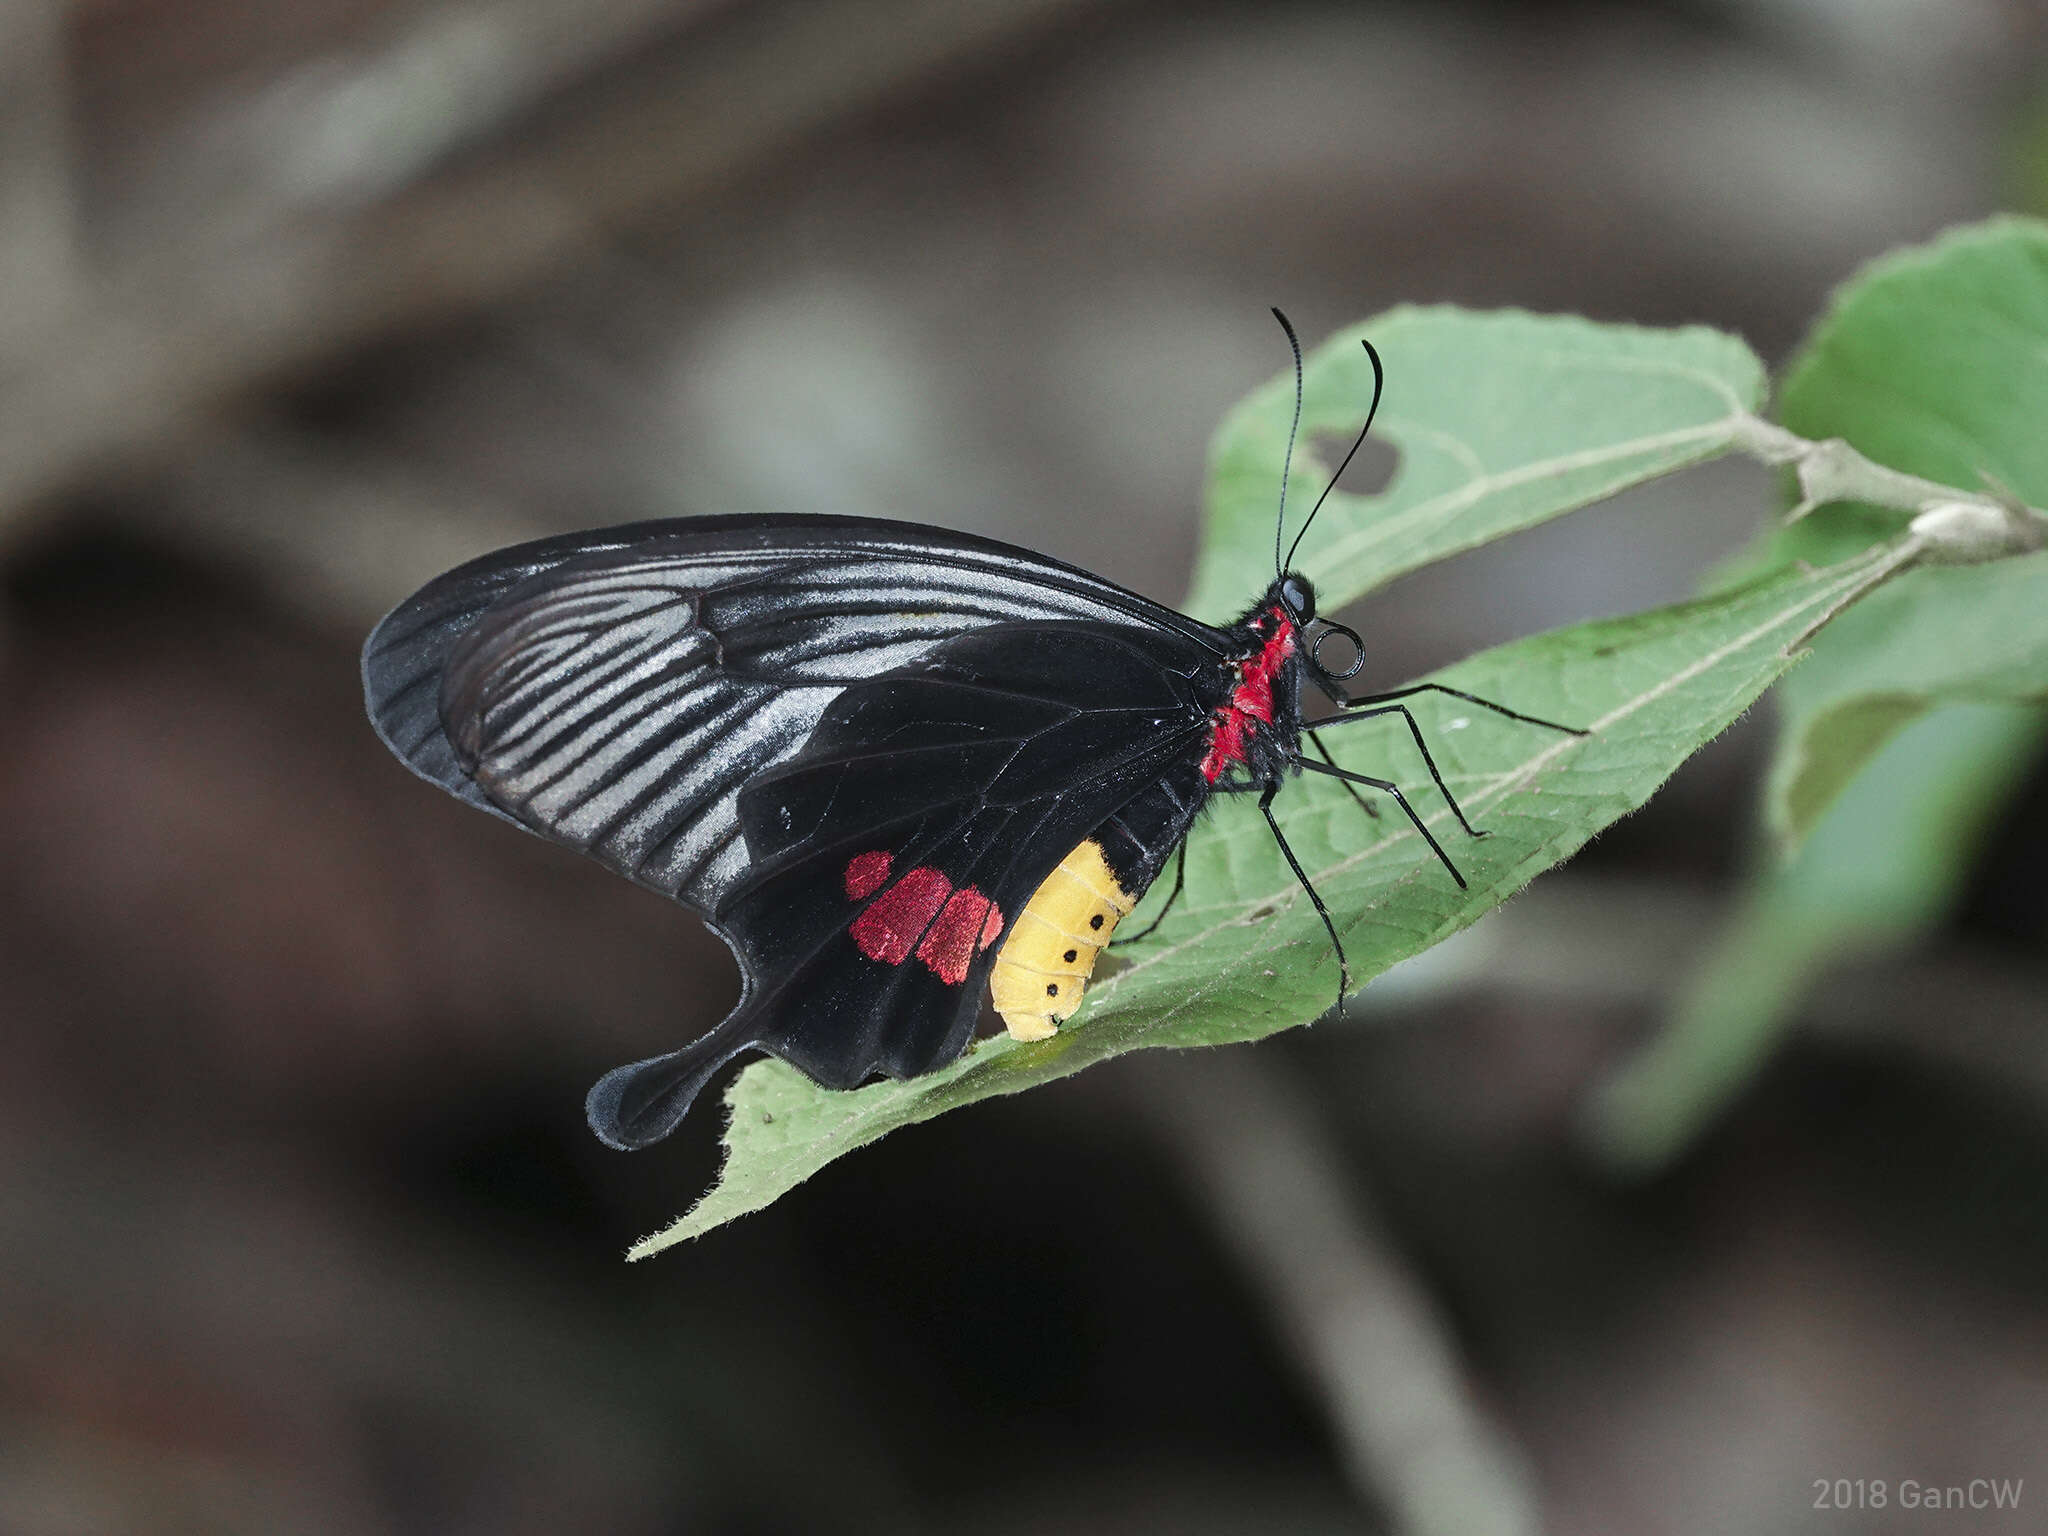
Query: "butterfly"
362 313 1583 1149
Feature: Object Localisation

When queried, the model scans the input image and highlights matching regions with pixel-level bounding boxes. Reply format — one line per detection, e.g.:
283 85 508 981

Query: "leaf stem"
1730 414 2048 562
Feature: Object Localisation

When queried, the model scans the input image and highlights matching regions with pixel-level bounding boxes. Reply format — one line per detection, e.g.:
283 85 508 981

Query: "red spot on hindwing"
849 866 951 965
916 888 1006 985
842 849 892 899
847 862 1005 984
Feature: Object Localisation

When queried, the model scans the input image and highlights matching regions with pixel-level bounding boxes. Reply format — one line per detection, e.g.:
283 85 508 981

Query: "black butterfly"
362 314 1582 1149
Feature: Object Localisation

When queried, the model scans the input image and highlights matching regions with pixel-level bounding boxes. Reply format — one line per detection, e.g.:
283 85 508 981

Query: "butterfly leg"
1291 756 1469 891
1259 782 1352 1015
1304 728 1378 819
1340 681 1588 736
1115 839 1187 946
1308 703 1482 837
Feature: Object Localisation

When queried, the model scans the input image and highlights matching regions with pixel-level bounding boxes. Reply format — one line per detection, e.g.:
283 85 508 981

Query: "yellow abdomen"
989 839 1136 1042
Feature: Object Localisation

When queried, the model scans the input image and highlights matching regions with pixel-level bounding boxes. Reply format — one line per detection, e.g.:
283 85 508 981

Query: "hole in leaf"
1307 432 1399 496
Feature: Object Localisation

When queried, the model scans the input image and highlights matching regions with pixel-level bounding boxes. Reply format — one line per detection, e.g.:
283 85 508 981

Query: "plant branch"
1130 1051 1544 1536
1730 414 2047 561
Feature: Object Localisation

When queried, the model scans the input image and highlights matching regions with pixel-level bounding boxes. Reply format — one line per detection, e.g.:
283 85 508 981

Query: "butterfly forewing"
365 516 1226 911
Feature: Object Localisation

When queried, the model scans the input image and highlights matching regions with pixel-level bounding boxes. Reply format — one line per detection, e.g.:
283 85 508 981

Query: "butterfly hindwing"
587 621 1218 1147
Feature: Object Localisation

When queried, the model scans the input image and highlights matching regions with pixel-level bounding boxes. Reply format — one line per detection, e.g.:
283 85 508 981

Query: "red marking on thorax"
1198 712 1249 781
1200 608 1295 781
848 860 1005 983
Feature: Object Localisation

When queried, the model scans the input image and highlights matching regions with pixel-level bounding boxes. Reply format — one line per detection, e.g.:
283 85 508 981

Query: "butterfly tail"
584 1018 757 1150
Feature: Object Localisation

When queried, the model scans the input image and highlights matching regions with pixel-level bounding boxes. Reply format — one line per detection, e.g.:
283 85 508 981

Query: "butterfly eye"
1280 574 1315 624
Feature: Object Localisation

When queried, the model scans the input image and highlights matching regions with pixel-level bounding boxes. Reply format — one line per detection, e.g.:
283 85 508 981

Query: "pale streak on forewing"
742 624 952 680
696 815 752 894
576 687 812 853
507 674 713 833
482 581 712 755
453 575 1041 908
622 693 823 893
474 679 821 904
493 647 694 782
711 557 1123 633
441 538 1198 913
473 629 711 817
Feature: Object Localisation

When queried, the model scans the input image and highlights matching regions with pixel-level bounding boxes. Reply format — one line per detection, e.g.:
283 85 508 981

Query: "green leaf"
1185 307 1765 623
634 547 1900 1255
1766 555 2048 849
1587 217 2048 1172
1589 701 2046 1172
1767 216 2048 847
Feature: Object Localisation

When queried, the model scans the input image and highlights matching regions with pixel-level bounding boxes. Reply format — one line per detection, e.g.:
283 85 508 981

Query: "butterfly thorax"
986 581 1312 1044
1196 584 1310 786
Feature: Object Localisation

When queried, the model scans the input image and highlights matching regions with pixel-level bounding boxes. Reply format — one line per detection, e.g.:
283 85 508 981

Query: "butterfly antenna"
1270 307 1306 583
1283 338 1384 575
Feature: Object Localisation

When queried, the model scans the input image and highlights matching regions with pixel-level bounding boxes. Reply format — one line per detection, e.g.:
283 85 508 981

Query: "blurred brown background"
3 2 2047 1532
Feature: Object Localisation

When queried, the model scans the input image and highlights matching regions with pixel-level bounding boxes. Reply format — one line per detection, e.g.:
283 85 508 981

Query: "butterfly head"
1263 570 1365 696
1279 572 1315 625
